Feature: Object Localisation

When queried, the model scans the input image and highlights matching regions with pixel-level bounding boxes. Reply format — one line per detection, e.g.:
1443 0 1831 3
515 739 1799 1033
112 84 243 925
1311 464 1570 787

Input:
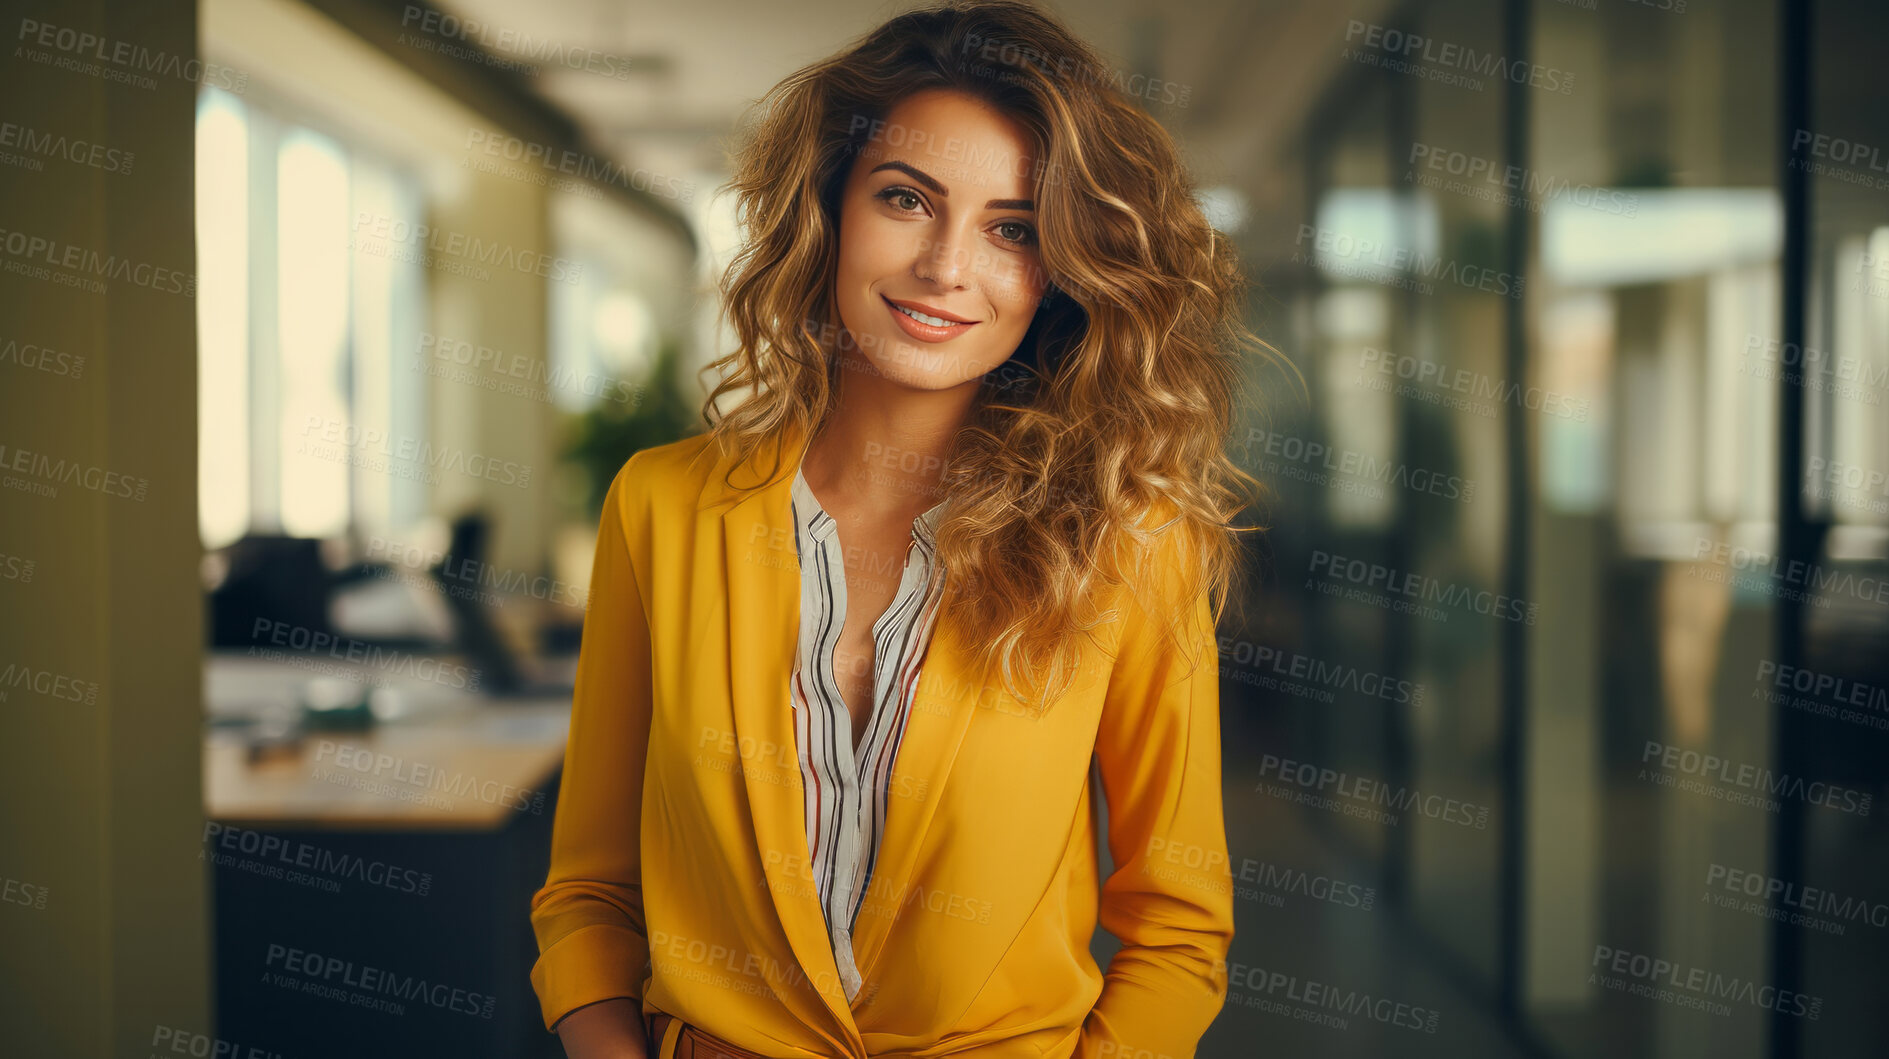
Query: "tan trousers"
644 1010 778 1059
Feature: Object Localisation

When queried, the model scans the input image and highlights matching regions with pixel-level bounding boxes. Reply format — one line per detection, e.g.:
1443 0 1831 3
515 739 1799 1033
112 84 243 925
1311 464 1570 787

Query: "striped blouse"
787 464 950 1004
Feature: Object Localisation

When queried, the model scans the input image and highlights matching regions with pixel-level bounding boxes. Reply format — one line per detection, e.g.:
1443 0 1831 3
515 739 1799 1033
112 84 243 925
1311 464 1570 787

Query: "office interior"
0 0 1885 1056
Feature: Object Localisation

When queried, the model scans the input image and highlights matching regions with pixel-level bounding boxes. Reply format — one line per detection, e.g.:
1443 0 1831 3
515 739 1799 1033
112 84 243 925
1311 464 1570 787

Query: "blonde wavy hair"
700 0 1274 707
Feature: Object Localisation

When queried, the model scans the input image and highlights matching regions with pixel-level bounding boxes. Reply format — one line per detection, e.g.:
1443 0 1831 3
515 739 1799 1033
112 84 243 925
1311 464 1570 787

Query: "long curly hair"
700 0 1273 707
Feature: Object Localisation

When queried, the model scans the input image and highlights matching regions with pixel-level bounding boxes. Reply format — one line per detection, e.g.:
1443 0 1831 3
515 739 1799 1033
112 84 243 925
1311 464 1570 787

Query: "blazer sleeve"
1077 531 1235 1057
528 457 654 1031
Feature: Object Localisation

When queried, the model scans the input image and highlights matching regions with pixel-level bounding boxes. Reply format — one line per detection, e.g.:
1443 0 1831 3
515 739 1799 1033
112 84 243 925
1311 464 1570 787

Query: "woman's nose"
914 228 974 288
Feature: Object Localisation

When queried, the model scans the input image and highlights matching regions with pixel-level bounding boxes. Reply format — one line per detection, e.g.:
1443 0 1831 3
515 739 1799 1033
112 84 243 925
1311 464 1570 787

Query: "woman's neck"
801 359 977 519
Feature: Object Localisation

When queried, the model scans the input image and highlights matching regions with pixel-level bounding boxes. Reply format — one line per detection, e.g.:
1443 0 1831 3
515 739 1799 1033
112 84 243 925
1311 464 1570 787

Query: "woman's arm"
529 458 658 1044
554 997 649 1059
1078 533 1236 1058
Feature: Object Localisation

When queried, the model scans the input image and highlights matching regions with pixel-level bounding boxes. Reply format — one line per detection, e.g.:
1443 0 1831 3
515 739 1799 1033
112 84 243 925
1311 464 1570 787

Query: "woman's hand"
553 997 650 1059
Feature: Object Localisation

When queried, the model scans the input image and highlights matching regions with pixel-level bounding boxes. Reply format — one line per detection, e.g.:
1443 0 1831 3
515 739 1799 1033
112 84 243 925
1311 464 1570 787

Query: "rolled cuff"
530 922 650 1031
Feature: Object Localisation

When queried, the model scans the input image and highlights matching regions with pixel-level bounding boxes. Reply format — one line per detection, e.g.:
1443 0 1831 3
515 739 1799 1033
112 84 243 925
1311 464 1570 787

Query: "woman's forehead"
852 95 1038 198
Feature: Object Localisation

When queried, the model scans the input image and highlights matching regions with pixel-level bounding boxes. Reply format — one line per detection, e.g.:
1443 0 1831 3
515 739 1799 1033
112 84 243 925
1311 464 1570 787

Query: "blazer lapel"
845 616 982 1000
714 420 982 1036
717 422 859 1047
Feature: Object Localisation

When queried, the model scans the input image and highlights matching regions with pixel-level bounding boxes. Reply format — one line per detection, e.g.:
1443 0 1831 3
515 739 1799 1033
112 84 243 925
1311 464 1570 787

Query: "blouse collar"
790 463 949 547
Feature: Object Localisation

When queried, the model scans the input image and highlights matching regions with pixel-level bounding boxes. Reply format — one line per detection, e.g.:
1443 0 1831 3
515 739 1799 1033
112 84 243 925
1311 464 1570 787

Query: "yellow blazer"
529 421 1234 1058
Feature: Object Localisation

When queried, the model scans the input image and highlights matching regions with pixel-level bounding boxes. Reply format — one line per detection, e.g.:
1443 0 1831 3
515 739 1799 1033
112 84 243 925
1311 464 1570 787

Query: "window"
194 84 428 549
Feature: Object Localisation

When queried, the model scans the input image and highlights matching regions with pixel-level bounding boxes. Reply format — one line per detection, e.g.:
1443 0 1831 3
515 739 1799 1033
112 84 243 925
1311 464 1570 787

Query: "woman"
530 2 1266 1056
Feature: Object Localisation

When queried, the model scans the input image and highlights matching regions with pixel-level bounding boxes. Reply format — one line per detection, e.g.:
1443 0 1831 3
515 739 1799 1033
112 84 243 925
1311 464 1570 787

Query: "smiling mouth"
882 295 979 343
885 298 972 326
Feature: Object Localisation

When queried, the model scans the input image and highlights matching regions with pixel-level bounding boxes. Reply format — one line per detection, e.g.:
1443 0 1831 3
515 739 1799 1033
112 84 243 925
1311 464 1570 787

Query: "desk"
202 652 573 1059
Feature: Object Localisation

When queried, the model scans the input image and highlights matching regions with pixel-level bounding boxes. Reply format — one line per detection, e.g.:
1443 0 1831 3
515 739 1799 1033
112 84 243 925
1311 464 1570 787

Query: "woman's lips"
884 295 978 343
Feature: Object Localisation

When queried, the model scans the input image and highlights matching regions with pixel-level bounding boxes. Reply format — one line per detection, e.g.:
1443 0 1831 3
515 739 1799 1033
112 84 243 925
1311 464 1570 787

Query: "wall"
0 0 211 1054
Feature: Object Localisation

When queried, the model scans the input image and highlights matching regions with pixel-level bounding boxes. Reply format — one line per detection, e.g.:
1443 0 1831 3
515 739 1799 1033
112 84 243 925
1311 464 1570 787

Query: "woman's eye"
994 221 1036 246
876 186 924 212
874 186 1034 247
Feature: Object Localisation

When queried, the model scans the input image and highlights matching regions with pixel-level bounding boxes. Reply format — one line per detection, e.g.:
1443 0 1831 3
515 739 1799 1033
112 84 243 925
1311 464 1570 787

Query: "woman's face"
832 88 1048 392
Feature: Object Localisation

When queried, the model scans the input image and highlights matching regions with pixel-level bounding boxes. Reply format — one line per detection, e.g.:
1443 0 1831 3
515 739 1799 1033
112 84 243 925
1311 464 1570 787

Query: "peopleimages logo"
1755 660 1886 712
462 130 693 203
0 441 149 502
366 534 588 611
349 211 586 284
1743 334 1889 394
1343 20 1575 95
959 32 1193 109
0 659 101 705
297 415 532 489
1406 143 1636 217
149 1025 288 1059
2 873 49 910
1591 945 1822 1020
398 7 635 79
1232 857 1377 911
0 226 194 296
1640 741 1871 816
1788 129 1889 191
1293 224 1524 299
1242 428 1476 503
1216 637 1424 706
1357 346 1591 422
202 822 433 897
263 943 495 1019
1753 659 1889 733
14 17 250 93
1257 753 1491 829
1308 549 1538 626
0 334 84 380
1704 862 1889 935
249 618 482 692
1689 536 1889 607
417 331 637 406
314 740 546 815
0 119 135 175
1220 958 1442 1033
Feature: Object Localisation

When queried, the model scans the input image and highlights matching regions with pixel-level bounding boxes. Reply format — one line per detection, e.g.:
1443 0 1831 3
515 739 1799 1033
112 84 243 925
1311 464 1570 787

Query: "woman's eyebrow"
868 159 1035 211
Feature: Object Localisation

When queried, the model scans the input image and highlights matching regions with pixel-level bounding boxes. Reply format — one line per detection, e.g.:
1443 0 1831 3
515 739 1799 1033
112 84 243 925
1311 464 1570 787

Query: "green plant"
560 336 702 516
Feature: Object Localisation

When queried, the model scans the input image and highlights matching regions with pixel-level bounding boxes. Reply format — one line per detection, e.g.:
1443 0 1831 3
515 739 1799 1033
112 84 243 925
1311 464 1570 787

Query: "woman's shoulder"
1115 495 1200 584
613 430 733 497
607 427 801 524
597 432 722 533
618 431 721 490
1101 494 1213 635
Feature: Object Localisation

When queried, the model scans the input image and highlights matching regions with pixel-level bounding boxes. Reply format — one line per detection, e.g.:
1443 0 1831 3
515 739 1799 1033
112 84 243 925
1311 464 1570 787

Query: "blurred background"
1 0 1885 1056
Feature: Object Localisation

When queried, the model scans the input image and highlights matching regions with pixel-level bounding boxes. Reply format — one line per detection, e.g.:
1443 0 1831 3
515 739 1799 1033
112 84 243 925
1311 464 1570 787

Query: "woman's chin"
851 346 988 389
